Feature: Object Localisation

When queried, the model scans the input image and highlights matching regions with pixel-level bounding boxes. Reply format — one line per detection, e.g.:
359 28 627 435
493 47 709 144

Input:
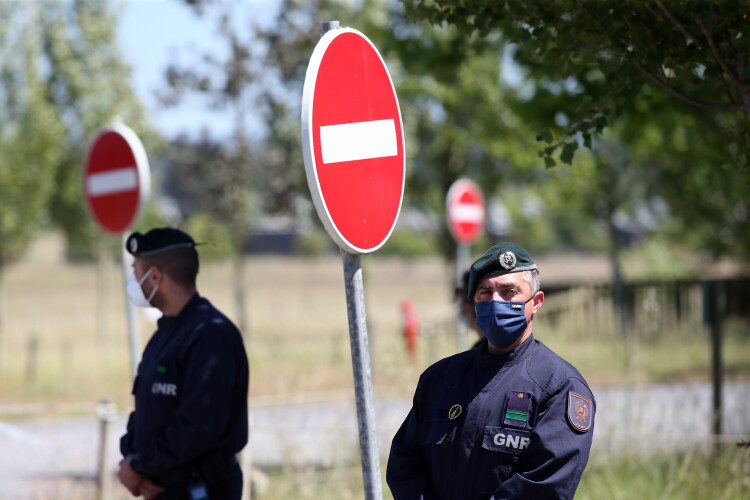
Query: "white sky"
117 0 277 140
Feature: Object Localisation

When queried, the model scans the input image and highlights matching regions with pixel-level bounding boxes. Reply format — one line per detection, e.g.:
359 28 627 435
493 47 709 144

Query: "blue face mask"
475 298 533 350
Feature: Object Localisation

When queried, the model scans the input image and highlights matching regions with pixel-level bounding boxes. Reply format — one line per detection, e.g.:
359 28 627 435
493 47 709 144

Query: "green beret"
126 227 195 257
467 242 537 301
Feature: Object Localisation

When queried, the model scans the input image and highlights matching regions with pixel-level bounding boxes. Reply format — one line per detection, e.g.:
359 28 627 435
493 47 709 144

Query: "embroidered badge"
448 404 463 420
498 251 517 270
504 391 531 428
567 392 592 432
157 364 166 374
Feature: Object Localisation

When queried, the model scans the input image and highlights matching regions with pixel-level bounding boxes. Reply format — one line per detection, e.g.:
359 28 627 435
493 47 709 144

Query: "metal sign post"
83 122 150 379
121 235 140 378
301 21 406 500
342 250 382 499
446 179 485 351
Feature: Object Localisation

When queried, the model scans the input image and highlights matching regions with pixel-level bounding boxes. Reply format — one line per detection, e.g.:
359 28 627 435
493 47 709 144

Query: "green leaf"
583 132 592 149
560 141 578 165
729 142 739 156
544 156 556 168
536 128 554 143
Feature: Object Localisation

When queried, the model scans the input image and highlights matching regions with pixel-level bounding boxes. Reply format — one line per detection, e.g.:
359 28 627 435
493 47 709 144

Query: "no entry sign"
301 27 405 254
446 178 485 245
83 123 150 234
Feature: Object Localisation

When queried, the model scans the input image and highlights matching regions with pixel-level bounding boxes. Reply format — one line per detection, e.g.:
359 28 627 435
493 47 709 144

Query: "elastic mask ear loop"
145 269 159 303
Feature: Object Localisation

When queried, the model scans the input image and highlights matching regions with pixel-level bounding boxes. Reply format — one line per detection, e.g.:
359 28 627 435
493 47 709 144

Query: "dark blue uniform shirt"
120 293 249 478
387 336 595 500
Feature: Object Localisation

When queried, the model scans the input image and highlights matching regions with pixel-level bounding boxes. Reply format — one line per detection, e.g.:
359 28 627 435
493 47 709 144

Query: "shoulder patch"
567 392 592 432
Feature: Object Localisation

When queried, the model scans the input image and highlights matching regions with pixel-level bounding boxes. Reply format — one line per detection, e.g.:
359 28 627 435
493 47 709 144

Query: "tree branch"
696 18 742 97
629 56 746 112
652 0 702 48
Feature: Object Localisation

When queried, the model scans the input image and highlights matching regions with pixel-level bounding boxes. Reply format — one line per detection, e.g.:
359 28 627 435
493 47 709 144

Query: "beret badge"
499 251 517 270
128 236 138 254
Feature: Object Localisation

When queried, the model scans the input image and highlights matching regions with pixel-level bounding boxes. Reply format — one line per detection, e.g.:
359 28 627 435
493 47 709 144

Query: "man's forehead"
477 271 526 288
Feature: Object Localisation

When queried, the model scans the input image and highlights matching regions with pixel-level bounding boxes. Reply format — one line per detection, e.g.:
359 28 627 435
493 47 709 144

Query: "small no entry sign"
83 123 150 234
446 178 485 245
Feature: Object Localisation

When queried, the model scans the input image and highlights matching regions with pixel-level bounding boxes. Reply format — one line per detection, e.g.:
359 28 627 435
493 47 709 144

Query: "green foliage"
0 0 159 264
577 448 750 500
378 230 440 258
405 0 750 170
296 229 335 257
0 4 65 269
183 213 234 261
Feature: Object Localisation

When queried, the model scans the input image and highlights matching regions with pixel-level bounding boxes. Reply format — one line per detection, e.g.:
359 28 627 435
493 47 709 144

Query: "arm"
386 379 441 500
120 411 136 457
492 379 596 500
138 322 247 475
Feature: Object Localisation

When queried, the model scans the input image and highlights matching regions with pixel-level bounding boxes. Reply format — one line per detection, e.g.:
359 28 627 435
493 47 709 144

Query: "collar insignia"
448 404 462 420
499 251 517 270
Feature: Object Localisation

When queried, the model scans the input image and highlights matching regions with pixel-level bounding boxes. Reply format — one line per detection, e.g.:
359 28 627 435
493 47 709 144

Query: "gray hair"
523 269 541 297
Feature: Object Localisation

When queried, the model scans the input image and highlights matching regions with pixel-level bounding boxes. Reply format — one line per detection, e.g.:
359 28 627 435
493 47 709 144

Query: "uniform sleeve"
120 411 136 457
138 322 246 475
492 378 595 500
386 377 440 500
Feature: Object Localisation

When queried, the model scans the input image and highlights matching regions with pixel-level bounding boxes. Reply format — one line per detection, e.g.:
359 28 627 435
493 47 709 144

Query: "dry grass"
0 233 748 411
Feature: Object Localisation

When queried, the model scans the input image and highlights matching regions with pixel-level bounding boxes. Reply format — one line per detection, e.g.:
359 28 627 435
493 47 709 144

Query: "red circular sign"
301 28 405 254
83 124 150 234
446 178 485 244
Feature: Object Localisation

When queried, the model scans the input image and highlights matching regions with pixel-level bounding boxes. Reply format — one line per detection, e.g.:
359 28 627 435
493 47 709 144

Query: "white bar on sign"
320 119 397 164
87 168 138 197
451 204 484 223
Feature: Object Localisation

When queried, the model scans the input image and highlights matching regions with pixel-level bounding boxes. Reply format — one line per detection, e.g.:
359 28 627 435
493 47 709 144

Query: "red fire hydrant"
400 299 420 365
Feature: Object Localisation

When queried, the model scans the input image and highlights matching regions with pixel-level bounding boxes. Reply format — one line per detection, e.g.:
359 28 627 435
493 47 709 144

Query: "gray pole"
456 243 471 351
341 250 382 500
121 233 140 379
320 21 382 498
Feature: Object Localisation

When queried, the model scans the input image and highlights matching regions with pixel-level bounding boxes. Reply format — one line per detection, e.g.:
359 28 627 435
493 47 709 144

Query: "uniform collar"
156 292 201 330
472 334 536 368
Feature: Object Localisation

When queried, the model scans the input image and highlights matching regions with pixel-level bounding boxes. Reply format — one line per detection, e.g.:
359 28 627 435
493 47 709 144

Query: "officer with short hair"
118 227 249 500
387 242 595 499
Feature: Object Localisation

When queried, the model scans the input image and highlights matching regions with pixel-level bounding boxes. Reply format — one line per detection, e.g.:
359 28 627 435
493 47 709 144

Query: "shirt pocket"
419 419 456 448
481 426 529 483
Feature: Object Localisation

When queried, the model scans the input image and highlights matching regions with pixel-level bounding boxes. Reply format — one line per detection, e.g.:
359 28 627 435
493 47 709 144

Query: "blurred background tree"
404 0 749 262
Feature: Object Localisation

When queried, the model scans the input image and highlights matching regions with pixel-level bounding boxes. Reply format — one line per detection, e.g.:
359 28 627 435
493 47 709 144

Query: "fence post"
702 281 724 455
26 334 39 389
96 400 117 500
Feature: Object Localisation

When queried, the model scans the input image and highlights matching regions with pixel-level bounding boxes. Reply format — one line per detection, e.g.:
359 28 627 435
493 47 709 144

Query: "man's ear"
531 291 544 313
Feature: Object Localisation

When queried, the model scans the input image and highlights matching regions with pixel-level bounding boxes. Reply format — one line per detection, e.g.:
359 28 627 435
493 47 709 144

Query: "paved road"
1 381 748 499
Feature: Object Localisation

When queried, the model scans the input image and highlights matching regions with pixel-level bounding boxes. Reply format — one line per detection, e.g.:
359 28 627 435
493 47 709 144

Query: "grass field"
0 234 748 498
1 236 747 408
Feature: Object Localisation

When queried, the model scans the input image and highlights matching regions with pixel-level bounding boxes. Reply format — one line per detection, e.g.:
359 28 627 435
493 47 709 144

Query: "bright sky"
117 0 277 140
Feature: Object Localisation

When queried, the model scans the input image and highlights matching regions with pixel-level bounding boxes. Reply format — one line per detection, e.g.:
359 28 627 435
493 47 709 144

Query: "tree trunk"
231 242 249 343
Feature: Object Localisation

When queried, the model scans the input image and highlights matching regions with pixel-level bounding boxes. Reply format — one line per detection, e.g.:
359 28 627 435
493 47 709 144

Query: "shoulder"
526 339 594 401
184 297 244 348
418 349 475 386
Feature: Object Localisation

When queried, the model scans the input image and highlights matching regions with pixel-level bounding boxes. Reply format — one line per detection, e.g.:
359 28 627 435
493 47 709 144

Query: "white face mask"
126 268 158 308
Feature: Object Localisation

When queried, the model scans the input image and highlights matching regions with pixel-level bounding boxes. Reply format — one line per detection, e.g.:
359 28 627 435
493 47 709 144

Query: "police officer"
387 242 595 499
117 228 249 500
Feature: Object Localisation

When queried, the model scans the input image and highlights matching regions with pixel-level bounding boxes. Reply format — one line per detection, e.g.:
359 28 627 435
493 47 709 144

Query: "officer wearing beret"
387 242 595 499
117 228 249 500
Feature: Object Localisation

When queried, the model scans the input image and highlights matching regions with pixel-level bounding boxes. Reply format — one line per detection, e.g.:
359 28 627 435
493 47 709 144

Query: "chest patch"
152 382 178 397
504 391 531 428
482 426 531 455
